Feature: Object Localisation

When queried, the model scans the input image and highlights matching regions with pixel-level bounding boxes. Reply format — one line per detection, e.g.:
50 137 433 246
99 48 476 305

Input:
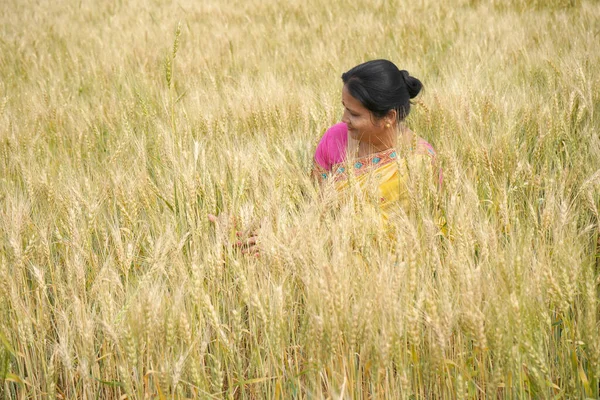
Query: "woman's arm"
311 161 328 183
312 122 348 183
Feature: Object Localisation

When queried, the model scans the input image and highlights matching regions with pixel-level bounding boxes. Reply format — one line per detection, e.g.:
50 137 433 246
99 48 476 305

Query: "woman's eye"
343 106 358 117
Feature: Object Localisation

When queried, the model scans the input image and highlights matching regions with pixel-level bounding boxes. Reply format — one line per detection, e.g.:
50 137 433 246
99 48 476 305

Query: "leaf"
235 376 280 386
577 362 592 396
6 373 28 386
93 376 124 388
0 332 16 356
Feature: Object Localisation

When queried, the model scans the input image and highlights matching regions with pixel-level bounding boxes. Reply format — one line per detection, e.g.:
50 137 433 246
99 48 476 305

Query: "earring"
385 123 391 128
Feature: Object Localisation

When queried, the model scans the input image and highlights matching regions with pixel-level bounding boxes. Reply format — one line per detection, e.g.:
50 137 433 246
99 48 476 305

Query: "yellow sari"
320 142 439 222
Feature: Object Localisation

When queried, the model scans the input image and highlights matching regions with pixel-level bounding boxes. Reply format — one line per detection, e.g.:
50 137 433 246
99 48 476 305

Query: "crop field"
1 0 599 398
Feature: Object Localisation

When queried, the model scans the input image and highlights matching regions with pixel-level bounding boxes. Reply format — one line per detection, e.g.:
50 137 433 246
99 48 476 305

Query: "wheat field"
1 0 599 398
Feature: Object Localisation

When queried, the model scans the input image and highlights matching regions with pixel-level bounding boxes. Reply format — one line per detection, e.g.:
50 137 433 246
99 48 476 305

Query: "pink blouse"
314 123 442 186
314 123 348 171
314 123 438 169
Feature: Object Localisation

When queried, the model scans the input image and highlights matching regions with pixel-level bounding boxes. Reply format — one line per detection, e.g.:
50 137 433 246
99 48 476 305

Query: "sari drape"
320 146 437 221
314 123 440 221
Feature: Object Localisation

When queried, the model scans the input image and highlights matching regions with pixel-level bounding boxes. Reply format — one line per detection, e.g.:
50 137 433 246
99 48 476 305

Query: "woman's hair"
341 59 422 121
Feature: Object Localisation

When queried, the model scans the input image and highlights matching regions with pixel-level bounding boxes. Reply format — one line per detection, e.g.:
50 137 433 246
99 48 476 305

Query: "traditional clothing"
314 123 440 220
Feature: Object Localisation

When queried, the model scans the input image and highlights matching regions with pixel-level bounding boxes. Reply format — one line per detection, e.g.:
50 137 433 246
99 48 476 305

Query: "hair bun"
400 70 422 99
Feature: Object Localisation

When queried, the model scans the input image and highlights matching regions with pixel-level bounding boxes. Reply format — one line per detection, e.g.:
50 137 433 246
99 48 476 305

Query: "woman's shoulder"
415 137 436 158
399 129 436 158
409 137 442 186
322 122 348 141
314 123 348 171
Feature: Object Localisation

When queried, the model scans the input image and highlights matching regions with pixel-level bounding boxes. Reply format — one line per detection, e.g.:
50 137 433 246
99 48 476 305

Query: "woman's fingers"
234 236 258 248
208 213 241 230
241 239 260 256
241 248 260 257
208 213 259 256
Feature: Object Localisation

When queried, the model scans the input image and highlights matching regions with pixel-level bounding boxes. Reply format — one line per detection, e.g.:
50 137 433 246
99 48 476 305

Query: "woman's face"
341 84 386 144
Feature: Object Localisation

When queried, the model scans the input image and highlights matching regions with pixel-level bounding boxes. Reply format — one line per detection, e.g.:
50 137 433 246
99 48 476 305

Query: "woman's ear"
385 110 397 127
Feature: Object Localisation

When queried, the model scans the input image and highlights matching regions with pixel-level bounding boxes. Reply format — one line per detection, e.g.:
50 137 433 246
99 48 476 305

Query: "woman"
214 60 438 254
313 59 439 219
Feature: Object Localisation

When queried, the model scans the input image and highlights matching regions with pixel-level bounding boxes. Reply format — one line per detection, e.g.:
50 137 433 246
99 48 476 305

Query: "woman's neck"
357 141 390 158
356 126 414 158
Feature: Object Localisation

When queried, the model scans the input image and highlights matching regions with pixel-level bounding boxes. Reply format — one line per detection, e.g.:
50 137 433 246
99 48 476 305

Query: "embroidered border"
328 148 398 182
319 140 437 183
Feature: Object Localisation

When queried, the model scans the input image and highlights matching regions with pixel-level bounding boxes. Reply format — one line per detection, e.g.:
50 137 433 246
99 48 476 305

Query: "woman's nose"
341 110 349 124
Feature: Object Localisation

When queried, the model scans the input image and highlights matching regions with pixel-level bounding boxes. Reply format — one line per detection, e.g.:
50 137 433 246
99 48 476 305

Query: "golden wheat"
1 0 599 398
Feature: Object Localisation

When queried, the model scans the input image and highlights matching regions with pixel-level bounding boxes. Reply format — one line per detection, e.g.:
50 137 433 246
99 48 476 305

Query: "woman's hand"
208 214 260 257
